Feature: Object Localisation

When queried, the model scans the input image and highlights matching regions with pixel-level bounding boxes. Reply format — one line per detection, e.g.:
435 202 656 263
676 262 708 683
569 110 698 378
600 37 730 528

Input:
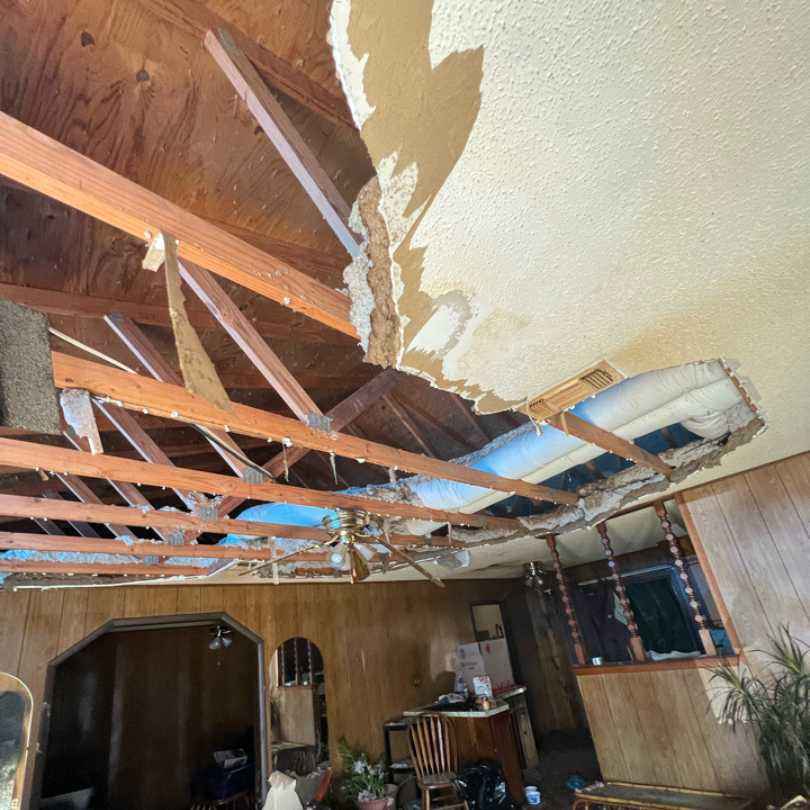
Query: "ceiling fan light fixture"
208 624 232 651
328 547 346 568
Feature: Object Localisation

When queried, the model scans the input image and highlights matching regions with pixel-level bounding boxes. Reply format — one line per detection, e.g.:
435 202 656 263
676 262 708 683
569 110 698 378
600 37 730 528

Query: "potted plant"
712 627 810 802
338 738 388 810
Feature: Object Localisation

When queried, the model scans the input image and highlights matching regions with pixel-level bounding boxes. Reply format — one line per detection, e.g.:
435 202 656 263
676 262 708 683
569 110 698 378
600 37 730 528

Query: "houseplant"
338 739 388 810
712 627 810 801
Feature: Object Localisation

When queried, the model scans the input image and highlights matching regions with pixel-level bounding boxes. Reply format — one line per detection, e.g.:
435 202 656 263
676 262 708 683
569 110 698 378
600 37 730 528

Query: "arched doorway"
270 637 327 774
33 614 266 810
0 672 33 810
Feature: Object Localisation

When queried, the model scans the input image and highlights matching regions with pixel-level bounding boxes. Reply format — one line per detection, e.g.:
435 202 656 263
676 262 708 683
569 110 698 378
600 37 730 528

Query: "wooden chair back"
407 713 459 779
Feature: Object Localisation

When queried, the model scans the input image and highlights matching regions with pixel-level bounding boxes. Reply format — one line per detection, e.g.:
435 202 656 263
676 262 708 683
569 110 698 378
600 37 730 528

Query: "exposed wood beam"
0 531 307 562
209 220 346 284
55 473 135 540
448 396 491 446
137 0 354 128
206 28 361 257
216 369 399 515
394 392 475 452
114 437 268 462
43 491 100 538
0 532 340 563
0 282 345 346
105 313 256 480
31 516 62 536
0 494 436 547
0 558 204 578
546 411 673 478
0 111 357 337
180 262 321 421
93 399 199 509
0 437 522 530
383 394 438 458
60 423 180 545
53 352 578 505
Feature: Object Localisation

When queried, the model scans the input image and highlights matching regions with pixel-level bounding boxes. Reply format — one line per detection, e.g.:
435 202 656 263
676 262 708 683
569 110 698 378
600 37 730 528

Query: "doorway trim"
30 612 268 808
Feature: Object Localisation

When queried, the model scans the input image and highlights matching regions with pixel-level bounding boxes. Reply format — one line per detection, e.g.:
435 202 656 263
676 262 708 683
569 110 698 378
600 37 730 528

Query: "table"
402 702 523 802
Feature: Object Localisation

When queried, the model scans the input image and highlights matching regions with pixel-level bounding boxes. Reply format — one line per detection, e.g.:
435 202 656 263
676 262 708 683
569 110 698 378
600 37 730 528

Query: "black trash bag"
453 761 520 810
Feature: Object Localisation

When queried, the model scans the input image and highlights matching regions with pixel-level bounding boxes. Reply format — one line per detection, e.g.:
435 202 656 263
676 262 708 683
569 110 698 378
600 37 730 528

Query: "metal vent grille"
580 367 616 391
525 361 624 421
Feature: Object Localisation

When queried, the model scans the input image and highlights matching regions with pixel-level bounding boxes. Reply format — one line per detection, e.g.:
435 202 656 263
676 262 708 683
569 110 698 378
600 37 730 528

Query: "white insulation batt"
3 360 759 584
219 359 759 562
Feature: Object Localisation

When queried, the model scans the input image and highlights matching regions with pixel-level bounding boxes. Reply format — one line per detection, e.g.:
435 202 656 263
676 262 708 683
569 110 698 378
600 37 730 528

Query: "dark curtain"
626 576 698 655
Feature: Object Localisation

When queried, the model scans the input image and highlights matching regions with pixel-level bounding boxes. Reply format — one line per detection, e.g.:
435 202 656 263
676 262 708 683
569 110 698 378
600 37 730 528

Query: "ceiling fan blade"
349 546 371 582
238 538 337 577
374 536 445 588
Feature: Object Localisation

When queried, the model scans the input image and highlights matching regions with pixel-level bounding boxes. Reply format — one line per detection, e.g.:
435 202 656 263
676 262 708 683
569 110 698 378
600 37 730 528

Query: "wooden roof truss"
0 22 675 582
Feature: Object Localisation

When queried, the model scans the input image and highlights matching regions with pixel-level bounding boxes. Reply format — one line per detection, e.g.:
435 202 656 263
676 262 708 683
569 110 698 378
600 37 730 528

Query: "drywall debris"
448 416 764 550
344 176 402 365
162 233 232 411
60 389 103 453
0 300 60 434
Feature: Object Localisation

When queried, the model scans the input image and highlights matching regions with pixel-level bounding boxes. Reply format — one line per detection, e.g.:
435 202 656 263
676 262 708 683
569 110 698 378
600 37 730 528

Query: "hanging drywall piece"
142 232 166 271
60 388 103 454
161 232 232 411
0 300 60 434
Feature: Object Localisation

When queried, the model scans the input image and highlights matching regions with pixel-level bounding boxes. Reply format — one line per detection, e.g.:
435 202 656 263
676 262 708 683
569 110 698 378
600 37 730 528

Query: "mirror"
471 602 506 641
269 638 327 774
0 672 33 810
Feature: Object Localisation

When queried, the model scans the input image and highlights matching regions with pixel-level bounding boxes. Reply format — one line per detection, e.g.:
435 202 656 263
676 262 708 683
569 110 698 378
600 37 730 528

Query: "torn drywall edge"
222 360 759 548
451 414 764 550
328 0 376 130
0 549 216 588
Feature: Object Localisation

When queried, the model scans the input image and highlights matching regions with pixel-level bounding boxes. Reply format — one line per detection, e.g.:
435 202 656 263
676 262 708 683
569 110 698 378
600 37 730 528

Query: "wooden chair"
407 714 469 810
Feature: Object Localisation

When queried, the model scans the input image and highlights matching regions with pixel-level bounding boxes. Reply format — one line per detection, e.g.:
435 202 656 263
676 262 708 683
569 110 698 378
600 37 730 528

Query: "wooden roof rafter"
205 27 362 258
105 313 257 481
135 0 355 129
0 282 348 347
215 368 400 516
0 531 378 565
178 261 323 423
0 494 447 548
52 352 579 505
546 411 673 478
0 111 357 336
0 437 525 530
0 559 206 578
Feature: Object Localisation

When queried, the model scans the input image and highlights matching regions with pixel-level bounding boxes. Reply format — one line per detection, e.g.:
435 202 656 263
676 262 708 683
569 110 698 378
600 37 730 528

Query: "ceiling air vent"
525 360 625 421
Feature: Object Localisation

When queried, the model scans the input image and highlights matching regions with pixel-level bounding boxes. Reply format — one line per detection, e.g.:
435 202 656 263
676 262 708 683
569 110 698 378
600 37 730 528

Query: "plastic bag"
453 761 520 810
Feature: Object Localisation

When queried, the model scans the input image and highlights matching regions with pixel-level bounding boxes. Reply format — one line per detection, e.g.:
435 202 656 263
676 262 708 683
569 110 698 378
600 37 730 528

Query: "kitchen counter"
403 701 510 719
400 692 525 801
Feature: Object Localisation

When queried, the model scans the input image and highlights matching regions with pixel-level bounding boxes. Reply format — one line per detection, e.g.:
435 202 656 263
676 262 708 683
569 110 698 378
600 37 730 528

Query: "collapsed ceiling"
0 0 804 585
330 0 810 486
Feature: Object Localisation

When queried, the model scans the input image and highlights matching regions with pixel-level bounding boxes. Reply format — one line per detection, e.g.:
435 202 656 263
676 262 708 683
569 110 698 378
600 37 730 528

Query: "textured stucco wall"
329 0 810 510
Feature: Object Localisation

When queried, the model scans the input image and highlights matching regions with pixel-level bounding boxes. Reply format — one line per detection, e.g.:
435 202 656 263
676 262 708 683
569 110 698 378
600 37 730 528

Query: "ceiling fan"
243 509 444 588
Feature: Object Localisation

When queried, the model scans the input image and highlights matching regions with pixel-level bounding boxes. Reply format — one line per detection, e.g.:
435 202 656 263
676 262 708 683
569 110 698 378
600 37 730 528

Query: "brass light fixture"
243 508 444 587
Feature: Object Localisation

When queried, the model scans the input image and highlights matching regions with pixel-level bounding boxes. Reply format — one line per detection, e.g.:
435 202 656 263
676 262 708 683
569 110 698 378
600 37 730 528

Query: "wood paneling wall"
679 452 810 662
0 579 513 803
575 452 810 799
577 665 767 795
